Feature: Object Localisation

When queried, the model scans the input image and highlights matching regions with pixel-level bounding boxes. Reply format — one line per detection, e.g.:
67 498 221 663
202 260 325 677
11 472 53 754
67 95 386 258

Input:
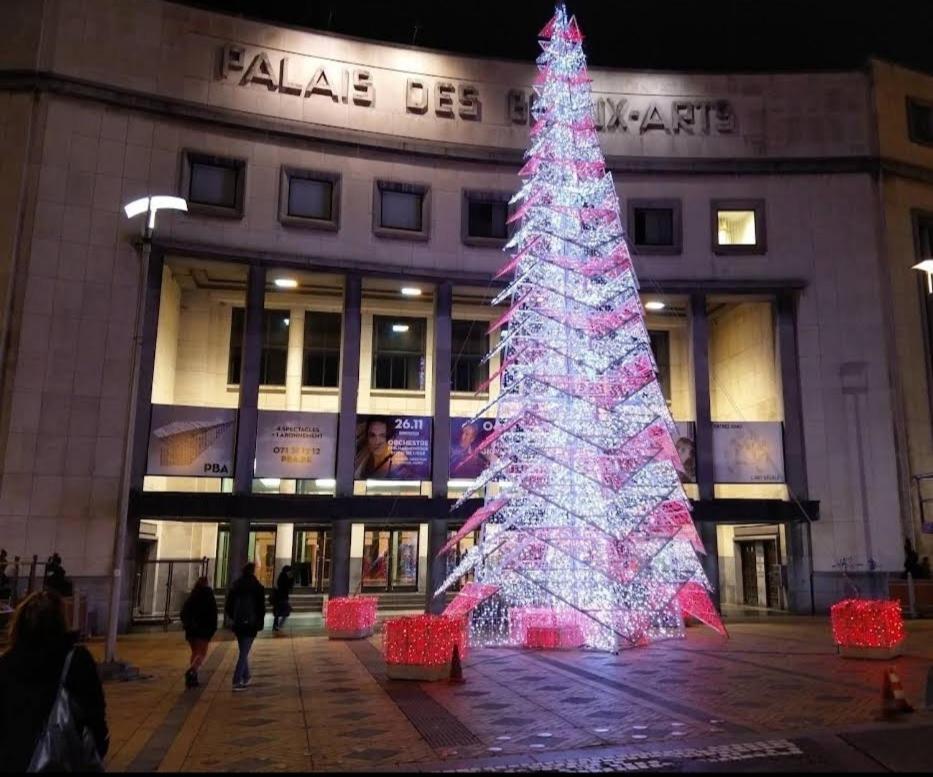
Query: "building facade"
0 0 922 630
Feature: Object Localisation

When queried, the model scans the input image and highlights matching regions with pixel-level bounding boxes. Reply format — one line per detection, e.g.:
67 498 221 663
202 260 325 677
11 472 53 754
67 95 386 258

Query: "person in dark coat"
271 566 294 632
223 563 266 691
0 590 109 772
44 552 72 597
179 576 218 688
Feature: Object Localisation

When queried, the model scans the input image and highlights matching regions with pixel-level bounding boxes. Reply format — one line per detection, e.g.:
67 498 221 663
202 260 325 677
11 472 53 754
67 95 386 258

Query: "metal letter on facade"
672 101 695 134
604 97 628 132
406 78 428 114
712 100 736 133
278 57 303 96
458 85 480 119
435 82 455 116
639 101 670 133
352 69 374 106
305 67 339 101
220 44 246 79
240 52 277 91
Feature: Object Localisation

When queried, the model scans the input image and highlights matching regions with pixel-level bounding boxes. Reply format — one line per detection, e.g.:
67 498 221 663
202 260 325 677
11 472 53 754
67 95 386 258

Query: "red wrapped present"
830 598 905 659
510 607 584 650
383 614 467 681
325 596 377 639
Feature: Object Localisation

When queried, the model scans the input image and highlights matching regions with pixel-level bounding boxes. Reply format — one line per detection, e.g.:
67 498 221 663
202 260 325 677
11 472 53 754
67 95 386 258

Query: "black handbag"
27 649 104 773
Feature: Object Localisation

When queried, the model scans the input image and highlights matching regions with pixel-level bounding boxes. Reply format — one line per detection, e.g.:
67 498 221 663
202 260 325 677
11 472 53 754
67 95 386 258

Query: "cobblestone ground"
88 618 933 772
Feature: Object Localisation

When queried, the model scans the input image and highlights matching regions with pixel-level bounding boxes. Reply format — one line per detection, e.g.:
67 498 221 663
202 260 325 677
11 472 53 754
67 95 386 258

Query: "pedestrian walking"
224 562 266 691
271 565 294 632
0 590 109 772
179 576 218 688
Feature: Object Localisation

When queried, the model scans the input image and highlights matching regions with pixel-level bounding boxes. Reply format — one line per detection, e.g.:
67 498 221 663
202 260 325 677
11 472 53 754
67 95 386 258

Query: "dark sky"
182 0 933 74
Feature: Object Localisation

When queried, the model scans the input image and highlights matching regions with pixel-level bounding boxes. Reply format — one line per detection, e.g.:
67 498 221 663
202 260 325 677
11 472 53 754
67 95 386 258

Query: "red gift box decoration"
830 598 905 649
325 596 377 632
510 607 584 649
383 614 468 666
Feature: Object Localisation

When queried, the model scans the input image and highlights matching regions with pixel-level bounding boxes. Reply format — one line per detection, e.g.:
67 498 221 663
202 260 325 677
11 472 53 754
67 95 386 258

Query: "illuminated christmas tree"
436 3 725 651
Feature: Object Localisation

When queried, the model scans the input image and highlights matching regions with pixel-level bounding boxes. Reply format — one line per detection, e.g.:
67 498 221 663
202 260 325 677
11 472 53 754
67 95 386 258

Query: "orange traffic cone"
881 666 914 718
449 644 465 684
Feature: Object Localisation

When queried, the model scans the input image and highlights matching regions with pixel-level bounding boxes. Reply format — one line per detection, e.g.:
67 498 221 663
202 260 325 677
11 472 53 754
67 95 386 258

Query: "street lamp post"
101 196 186 674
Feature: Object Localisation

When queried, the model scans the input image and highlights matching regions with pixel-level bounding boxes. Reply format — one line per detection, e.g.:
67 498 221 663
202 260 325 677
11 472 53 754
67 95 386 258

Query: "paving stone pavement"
87 618 933 772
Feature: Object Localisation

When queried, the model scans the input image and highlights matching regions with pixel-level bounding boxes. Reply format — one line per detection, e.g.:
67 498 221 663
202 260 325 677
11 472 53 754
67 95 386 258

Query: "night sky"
183 0 933 74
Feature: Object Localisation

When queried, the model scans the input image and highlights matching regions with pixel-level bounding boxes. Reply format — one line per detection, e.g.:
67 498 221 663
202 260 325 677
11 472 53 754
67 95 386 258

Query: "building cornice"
0 69 894 177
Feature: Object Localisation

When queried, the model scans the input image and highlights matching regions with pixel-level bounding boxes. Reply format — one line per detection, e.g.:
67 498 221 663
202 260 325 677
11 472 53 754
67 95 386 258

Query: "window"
451 320 489 393
907 97 933 146
182 151 246 217
373 180 430 240
279 167 340 230
627 199 682 255
302 311 341 388
711 199 766 255
227 308 289 386
462 190 511 246
372 316 426 391
648 330 672 402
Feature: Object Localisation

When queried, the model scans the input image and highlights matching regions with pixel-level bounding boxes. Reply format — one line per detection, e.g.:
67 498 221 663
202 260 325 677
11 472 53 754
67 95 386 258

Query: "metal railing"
132 557 210 628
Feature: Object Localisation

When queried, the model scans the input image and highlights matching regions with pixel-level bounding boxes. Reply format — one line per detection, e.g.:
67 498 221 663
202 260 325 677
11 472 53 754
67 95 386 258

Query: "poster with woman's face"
353 415 432 480
449 417 496 479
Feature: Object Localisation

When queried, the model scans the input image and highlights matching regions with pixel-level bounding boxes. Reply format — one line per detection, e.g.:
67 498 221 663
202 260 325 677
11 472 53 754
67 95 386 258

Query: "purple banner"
449 417 496 479
354 415 432 480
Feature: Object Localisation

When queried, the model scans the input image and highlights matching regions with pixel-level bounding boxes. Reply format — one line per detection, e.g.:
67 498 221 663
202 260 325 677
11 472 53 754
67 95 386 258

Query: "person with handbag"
223 562 266 691
179 576 218 689
0 590 109 772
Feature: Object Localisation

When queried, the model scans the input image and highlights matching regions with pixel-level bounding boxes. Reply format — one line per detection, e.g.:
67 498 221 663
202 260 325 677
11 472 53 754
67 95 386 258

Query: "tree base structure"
838 645 902 660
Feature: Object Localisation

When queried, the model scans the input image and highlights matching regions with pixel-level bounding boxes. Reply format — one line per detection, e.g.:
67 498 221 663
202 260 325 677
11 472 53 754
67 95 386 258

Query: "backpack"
231 587 258 632
27 649 103 773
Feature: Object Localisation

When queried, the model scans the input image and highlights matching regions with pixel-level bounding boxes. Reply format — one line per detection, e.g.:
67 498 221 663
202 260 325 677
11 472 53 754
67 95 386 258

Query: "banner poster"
146 404 237 477
672 421 696 484
255 411 338 479
712 421 785 484
354 415 432 480
449 417 496 479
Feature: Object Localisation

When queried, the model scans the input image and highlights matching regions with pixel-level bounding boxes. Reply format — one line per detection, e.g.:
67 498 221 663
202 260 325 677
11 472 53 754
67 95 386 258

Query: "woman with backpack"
0 590 109 771
179 576 218 688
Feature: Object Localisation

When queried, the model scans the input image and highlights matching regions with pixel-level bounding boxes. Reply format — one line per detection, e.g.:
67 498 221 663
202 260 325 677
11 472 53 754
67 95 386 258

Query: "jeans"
233 634 255 686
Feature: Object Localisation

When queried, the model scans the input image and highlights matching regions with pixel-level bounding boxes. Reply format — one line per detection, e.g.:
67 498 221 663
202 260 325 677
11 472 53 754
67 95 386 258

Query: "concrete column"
432 282 453 498
336 275 362 498
425 518 449 614
275 524 294 577
329 519 351 598
285 307 305 411
228 264 266 586
776 292 813 613
690 293 720 606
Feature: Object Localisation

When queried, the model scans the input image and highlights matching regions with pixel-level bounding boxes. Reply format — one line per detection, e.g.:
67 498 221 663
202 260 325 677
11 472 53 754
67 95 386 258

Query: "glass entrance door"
361 527 419 592
294 527 332 592
215 525 278 589
446 527 479 591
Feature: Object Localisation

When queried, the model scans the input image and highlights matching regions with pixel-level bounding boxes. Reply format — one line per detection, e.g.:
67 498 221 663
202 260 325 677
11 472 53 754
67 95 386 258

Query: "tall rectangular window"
372 316 426 391
908 97 933 146
182 151 246 217
649 330 672 402
451 321 489 393
227 308 289 386
915 212 933 436
302 311 342 388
